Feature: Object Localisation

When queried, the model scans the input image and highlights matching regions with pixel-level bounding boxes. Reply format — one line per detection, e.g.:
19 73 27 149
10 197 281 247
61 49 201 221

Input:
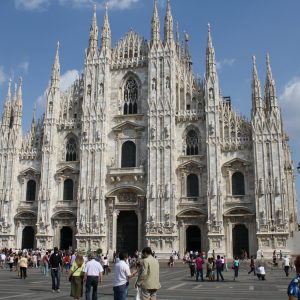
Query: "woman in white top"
257 264 266 280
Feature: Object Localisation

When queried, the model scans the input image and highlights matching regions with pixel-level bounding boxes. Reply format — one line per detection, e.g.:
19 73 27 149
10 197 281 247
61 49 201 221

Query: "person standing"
135 247 161 300
49 247 62 293
195 254 204 282
256 264 266 280
287 255 300 300
42 251 49 276
19 254 28 279
283 256 291 277
113 252 137 300
69 254 85 300
232 257 239 281
83 253 103 300
188 256 196 277
216 255 224 281
248 256 256 275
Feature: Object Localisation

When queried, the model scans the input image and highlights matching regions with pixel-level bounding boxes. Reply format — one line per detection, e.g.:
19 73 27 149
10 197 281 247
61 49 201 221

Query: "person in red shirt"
195 254 204 281
64 252 71 274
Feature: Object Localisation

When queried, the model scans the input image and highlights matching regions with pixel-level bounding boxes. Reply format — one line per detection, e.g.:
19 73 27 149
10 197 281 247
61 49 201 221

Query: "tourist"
195 254 204 282
232 257 239 281
64 252 71 274
19 254 28 279
188 255 196 277
168 255 174 268
113 252 137 300
102 256 109 275
248 256 256 275
83 252 103 300
283 256 291 277
256 264 266 280
49 247 62 293
69 254 85 300
207 258 213 281
8 254 14 271
224 255 228 271
287 255 300 300
135 247 161 300
42 251 49 276
216 255 224 281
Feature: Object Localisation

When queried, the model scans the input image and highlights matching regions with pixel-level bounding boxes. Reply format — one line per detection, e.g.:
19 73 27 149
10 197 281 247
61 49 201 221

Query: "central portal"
117 211 138 255
232 224 249 258
186 226 201 252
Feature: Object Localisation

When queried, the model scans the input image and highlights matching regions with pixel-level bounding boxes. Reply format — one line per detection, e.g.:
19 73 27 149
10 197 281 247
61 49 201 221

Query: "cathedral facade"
0 1 298 258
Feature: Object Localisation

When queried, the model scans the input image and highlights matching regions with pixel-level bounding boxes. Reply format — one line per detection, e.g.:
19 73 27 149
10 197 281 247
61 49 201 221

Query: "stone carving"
150 127 156 139
118 192 137 203
165 183 170 199
259 178 264 195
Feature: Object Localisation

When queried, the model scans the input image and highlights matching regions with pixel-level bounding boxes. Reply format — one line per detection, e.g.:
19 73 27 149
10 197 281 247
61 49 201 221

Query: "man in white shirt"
283 256 290 277
83 253 104 300
113 252 137 300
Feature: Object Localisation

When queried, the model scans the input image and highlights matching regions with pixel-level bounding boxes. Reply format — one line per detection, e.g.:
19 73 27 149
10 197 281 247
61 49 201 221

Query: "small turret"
151 0 160 46
164 0 174 45
251 55 262 116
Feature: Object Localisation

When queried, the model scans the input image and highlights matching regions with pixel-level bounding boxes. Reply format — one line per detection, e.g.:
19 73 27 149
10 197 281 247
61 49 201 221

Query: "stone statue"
150 127 156 139
81 187 86 201
165 183 170 199
259 178 264 195
275 177 280 195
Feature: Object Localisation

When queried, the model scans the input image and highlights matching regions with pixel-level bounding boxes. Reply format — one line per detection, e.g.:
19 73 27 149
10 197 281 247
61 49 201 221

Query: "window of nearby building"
26 180 36 201
121 141 136 168
123 79 138 115
232 172 245 195
63 179 74 201
187 174 199 197
186 130 199 155
66 138 77 161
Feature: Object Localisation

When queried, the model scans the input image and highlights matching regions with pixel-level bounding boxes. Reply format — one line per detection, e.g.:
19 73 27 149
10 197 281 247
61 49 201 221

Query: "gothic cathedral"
0 1 298 258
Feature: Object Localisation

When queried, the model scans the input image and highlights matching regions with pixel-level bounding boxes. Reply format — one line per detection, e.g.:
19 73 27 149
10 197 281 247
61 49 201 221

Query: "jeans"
113 284 128 300
196 269 203 281
20 267 27 279
43 263 49 276
140 289 157 300
234 266 239 278
86 276 99 300
51 268 61 290
216 267 224 281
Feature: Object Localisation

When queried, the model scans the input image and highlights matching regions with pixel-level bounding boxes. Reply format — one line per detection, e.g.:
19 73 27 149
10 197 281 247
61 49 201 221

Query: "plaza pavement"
0 261 293 300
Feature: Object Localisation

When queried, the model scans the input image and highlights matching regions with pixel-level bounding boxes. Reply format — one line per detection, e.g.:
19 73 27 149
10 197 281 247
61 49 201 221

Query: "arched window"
63 179 74 201
187 174 199 197
186 130 199 155
26 180 36 201
232 172 245 196
123 79 138 115
66 138 77 161
121 141 136 168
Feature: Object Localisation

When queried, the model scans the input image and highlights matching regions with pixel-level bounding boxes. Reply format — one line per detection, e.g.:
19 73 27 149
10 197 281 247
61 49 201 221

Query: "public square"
0 261 293 300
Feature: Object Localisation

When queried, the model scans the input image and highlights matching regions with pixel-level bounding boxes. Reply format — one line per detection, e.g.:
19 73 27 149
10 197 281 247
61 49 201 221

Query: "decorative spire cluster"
206 23 217 80
264 53 277 111
151 0 160 45
51 42 60 89
164 0 174 44
251 55 262 115
101 3 111 51
88 3 99 56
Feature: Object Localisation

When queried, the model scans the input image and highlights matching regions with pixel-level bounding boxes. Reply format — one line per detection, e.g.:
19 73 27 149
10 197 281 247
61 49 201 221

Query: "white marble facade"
0 2 298 258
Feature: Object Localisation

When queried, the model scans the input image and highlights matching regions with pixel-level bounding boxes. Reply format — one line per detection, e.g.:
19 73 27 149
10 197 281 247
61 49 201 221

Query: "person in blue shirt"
287 255 300 300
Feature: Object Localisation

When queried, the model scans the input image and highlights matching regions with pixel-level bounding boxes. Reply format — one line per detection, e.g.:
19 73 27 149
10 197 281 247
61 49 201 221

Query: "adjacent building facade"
0 1 298 258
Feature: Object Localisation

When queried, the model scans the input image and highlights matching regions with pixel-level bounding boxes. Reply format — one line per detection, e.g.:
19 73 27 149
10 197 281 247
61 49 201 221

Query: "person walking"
216 255 224 281
232 257 239 281
49 247 63 293
83 253 103 300
113 252 137 300
188 256 196 277
135 247 161 300
287 255 300 300
256 264 266 280
248 256 256 275
283 256 291 277
195 254 204 282
69 254 85 300
42 251 49 276
19 254 28 279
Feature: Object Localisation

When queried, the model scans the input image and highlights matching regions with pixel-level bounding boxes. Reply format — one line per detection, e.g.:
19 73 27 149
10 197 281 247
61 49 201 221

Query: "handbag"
69 266 80 282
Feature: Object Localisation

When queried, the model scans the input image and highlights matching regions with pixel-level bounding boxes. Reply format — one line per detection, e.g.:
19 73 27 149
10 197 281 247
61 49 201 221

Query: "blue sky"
0 0 300 217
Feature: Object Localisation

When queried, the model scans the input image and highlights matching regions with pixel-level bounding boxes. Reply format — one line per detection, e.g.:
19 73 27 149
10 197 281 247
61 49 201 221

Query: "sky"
0 0 300 217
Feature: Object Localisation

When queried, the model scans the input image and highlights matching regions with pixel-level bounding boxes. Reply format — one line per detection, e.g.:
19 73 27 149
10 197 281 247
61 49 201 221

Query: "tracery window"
63 179 74 201
186 130 199 155
121 141 136 168
187 174 199 197
123 79 138 115
232 172 245 196
26 180 36 201
66 138 77 161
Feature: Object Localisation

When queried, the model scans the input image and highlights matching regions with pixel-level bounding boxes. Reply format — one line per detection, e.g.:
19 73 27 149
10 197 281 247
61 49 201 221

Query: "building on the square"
0 1 298 258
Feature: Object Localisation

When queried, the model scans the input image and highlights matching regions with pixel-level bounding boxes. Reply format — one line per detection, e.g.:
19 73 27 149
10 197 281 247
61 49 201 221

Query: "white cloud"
0 66 7 85
59 0 92 8
36 90 47 109
279 77 300 140
60 69 80 92
105 0 139 10
19 61 29 74
216 58 235 70
14 0 50 11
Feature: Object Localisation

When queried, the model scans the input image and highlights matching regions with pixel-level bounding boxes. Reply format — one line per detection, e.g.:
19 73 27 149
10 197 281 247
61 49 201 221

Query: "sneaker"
52 290 55 293
57 289 60 293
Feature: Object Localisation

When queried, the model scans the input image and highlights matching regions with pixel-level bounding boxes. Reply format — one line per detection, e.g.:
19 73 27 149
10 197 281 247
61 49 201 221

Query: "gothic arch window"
187 174 199 197
66 137 77 161
123 79 138 115
232 172 245 196
186 130 199 155
63 179 74 201
121 141 136 168
26 180 36 201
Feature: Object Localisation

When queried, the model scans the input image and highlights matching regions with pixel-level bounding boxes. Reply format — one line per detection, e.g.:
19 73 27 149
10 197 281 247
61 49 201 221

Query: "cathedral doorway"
186 226 201 252
116 211 138 255
22 226 35 249
232 224 249 258
60 226 73 250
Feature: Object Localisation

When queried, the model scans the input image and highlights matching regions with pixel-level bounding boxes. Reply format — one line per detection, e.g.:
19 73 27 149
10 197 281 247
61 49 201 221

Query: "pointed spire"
31 102 37 127
12 82 17 106
164 0 174 44
205 23 217 80
5 78 12 106
1 79 12 128
251 55 262 116
101 2 111 51
51 41 60 89
264 53 277 111
88 3 98 56
17 76 23 107
151 0 160 45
